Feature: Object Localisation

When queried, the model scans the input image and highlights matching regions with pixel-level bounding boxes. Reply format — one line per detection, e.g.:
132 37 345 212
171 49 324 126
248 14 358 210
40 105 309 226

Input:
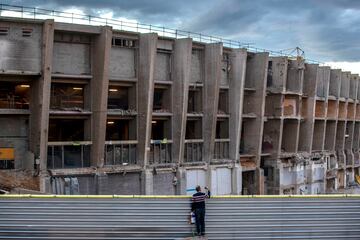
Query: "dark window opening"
216 119 229 139
112 37 136 48
188 88 202 113
22 28 32 37
106 119 134 141
185 119 202 139
218 90 228 114
0 160 14 169
151 120 171 140
108 86 129 110
0 82 30 109
48 119 85 142
153 88 170 112
50 83 84 110
0 27 9 35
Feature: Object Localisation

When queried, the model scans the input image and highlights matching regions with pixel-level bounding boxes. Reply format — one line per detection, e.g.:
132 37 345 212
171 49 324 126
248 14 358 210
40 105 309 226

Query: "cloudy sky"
4 0 360 73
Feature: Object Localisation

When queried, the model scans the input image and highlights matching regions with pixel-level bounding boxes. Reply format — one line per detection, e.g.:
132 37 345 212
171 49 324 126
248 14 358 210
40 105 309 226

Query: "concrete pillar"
203 43 222 163
90 26 112 167
171 38 192 164
231 164 242 194
229 49 247 160
299 64 318 152
142 169 154 195
255 167 264 195
176 168 187 195
137 33 158 167
29 20 54 177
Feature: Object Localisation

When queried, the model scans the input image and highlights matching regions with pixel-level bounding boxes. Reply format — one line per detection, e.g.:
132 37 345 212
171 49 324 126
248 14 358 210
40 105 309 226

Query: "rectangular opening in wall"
327 100 337 119
315 100 326 118
47 118 90 169
112 37 136 48
106 119 136 141
312 120 326 151
347 102 355 120
353 122 360 150
0 27 9 35
242 170 256 195
50 83 84 110
153 87 171 113
185 119 202 139
48 119 86 141
107 85 136 113
187 87 202 114
242 92 256 116
262 119 281 154
240 119 257 155
325 120 336 151
336 121 346 149
150 119 172 164
0 82 30 109
218 90 229 115
338 102 347 119
216 119 229 139
345 122 354 149
283 96 299 117
281 119 298 152
22 28 32 37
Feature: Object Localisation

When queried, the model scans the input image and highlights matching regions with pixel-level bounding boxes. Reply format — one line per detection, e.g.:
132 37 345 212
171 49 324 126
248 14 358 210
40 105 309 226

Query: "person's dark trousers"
195 208 205 235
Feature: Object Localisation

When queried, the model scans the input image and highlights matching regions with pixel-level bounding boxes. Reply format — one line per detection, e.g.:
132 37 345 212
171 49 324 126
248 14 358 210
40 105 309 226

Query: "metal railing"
149 140 172 164
47 141 91 169
0 4 323 64
213 139 230 160
104 140 137 166
184 139 203 163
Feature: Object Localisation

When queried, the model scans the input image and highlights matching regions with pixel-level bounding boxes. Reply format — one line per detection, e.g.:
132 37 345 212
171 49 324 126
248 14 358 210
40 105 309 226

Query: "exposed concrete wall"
0 22 42 72
109 47 136 79
153 172 176 195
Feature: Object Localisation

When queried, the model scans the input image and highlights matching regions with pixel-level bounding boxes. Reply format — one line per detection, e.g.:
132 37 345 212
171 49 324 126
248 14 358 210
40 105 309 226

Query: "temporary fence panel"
0 195 359 239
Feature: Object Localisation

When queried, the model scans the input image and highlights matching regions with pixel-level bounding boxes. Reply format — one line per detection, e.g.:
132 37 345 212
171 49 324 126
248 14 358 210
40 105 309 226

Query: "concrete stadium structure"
0 16 359 195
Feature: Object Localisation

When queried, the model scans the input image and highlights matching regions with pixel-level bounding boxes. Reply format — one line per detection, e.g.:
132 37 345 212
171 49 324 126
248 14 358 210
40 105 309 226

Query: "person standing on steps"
191 185 211 236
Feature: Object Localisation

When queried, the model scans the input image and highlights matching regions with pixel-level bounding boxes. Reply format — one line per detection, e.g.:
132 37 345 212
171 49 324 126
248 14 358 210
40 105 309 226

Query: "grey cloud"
4 0 360 62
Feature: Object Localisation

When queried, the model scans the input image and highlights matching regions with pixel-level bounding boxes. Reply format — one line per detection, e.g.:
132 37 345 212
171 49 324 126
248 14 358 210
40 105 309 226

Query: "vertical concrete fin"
137 33 158 167
299 64 319 152
29 19 54 174
203 43 222 163
91 26 112 167
229 48 247 160
172 38 192 164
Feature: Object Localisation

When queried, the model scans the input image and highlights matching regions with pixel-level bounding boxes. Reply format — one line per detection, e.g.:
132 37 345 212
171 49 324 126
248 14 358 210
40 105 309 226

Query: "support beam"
203 43 222 163
229 48 247 161
90 26 112 167
29 20 54 174
171 38 192 164
137 33 158 194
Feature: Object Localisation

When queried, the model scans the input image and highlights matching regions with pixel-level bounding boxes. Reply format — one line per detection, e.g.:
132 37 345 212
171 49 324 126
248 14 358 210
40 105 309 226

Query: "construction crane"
278 47 305 60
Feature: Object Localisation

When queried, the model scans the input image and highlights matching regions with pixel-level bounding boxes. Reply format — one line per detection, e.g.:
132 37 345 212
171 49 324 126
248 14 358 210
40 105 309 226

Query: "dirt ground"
0 170 39 191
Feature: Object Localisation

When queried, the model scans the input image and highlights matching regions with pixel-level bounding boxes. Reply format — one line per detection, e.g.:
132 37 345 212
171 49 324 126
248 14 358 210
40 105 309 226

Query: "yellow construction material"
0 148 14 160
356 175 360 185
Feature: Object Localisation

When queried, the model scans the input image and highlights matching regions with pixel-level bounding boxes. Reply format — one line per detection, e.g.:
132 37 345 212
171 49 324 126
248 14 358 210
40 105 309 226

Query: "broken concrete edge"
1 194 360 198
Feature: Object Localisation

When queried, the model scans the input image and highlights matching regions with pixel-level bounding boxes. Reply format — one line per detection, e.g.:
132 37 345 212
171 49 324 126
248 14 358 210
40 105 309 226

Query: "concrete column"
231 164 242 194
203 43 222 163
229 49 247 160
176 168 187 195
171 38 192 164
90 26 112 167
29 20 54 177
299 64 318 152
137 33 157 167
